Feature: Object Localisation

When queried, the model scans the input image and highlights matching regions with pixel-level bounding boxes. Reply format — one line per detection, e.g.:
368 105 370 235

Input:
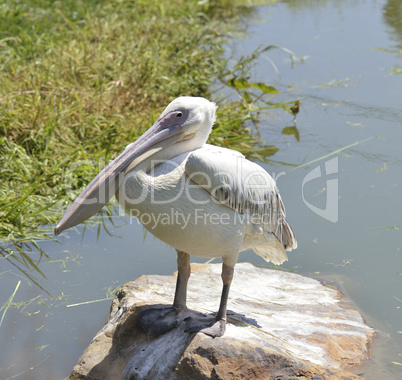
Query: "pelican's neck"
135 133 209 175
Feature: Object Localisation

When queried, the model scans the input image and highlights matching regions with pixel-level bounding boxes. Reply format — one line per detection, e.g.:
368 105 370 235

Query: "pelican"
55 96 297 337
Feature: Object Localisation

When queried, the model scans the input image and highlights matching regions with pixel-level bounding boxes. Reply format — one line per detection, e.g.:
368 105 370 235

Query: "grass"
0 0 297 247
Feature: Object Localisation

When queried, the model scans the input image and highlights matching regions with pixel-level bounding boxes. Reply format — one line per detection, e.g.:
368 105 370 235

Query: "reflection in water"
0 242 50 295
282 123 300 142
383 0 402 49
0 204 125 297
280 0 362 10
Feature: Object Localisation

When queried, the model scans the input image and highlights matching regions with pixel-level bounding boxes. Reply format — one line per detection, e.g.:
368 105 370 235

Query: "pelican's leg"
137 253 234 338
217 263 234 321
173 250 191 310
200 263 234 337
136 250 191 336
185 263 234 338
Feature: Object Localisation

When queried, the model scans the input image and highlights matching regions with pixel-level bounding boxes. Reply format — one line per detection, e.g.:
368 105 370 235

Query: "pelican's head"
121 96 217 172
160 96 217 145
54 96 217 235
152 96 217 159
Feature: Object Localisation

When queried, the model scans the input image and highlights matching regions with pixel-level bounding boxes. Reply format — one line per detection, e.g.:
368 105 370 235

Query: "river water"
1 0 401 379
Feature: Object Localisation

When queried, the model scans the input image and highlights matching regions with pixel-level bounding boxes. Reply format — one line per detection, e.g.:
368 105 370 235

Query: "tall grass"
0 0 296 245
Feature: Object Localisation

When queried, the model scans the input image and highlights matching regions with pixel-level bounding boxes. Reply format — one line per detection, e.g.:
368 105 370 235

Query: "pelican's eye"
176 111 183 118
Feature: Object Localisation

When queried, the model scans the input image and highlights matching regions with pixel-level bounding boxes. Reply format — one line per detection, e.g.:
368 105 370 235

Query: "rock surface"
70 263 375 379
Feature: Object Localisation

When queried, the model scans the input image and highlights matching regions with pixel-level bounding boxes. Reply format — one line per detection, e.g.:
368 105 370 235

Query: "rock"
70 263 374 380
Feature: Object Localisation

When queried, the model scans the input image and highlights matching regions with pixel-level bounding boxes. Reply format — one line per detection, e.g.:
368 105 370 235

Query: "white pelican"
55 96 297 337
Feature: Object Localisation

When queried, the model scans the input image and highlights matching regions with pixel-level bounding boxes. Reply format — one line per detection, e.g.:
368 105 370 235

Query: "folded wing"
185 144 297 253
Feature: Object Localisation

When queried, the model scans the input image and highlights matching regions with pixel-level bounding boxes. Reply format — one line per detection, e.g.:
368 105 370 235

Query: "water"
1 0 401 379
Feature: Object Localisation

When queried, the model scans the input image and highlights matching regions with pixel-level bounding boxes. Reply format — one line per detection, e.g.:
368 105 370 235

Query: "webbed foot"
184 315 226 338
136 306 226 338
136 306 181 336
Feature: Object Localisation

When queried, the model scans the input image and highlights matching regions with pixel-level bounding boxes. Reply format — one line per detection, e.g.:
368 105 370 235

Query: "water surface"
233 0 402 377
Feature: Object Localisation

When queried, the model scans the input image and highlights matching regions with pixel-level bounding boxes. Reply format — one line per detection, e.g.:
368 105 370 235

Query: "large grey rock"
70 263 375 379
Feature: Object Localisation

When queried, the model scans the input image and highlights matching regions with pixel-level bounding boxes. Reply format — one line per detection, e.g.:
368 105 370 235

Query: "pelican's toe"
184 315 226 338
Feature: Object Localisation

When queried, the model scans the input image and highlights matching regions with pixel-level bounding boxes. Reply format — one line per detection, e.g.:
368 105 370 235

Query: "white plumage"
117 143 296 267
55 96 297 337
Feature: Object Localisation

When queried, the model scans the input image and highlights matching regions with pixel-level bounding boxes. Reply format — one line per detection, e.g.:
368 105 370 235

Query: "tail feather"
252 218 296 265
253 235 288 266
281 219 297 251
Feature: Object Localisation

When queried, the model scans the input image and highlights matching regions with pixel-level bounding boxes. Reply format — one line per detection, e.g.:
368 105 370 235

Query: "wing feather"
186 144 297 251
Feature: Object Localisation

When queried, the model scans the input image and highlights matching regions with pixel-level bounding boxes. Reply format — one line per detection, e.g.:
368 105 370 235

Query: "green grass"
0 0 297 245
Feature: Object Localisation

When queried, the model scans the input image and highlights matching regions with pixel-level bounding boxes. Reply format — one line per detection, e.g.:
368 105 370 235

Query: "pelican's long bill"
54 109 187 236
